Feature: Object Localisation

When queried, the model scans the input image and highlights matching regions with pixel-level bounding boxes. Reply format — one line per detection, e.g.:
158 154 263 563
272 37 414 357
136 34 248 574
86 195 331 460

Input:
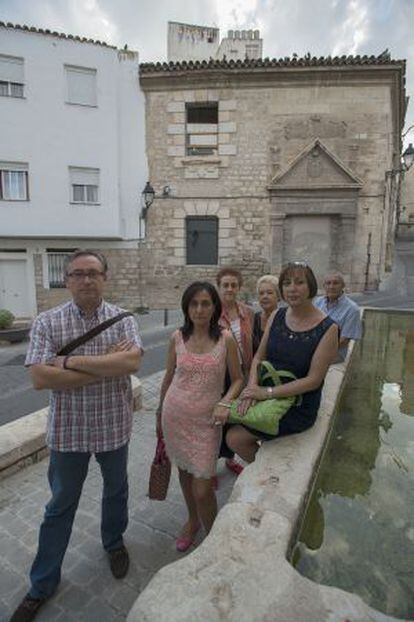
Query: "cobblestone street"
0 371 235 622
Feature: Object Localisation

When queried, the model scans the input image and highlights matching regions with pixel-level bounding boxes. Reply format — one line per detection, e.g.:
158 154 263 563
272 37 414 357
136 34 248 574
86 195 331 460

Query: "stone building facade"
139 54 406 305
399 164 414 236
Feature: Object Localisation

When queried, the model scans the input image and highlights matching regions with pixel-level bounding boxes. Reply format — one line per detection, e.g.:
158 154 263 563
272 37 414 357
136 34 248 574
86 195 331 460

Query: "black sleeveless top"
266 307 335 433
252 311 263 355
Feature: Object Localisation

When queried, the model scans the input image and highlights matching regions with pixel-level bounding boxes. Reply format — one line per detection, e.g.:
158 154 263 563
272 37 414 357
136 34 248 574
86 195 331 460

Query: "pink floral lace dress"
162 330 228 479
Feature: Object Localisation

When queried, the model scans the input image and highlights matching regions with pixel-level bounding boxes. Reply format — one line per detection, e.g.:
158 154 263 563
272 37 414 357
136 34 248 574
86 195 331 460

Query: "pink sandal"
225 458 244 476
176 523 200 552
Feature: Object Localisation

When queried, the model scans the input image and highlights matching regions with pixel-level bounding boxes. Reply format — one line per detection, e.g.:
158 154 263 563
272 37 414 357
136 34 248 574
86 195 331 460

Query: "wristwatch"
266 387 274 397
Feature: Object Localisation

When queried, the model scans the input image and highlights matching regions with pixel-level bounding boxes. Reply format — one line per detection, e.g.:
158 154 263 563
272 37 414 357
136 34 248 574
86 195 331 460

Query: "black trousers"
219 368 235 459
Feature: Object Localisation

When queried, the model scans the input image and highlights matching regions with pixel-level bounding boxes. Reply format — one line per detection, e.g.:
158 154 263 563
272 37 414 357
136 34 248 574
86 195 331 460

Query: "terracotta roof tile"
0 20 117 49
140 53 405 74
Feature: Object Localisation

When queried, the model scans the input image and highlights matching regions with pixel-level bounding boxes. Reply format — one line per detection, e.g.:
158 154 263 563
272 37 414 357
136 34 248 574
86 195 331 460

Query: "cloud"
332 0 369 55
67 0 118 43
0 0 413 139
214 0 261 31
0 0 118 43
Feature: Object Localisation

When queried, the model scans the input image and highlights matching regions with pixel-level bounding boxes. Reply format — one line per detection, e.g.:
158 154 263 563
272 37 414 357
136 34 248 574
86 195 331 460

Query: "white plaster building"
0 22 147 317
167 21 262 63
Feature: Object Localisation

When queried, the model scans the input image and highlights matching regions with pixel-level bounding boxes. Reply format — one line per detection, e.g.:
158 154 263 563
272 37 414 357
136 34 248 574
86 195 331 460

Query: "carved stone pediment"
269 138 363 190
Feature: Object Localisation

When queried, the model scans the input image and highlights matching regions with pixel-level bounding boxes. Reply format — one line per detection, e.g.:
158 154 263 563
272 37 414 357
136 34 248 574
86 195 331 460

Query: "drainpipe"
364 232 372 291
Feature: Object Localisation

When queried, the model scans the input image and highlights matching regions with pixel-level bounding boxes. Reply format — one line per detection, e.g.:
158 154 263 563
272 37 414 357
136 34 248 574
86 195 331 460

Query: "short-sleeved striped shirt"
25 300 143 453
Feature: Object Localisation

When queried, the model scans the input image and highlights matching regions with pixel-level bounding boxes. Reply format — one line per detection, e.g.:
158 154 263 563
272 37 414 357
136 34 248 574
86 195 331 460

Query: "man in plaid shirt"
11 250 143 622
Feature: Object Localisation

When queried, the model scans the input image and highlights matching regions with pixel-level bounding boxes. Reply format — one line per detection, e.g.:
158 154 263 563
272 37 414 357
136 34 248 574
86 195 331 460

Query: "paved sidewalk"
0 371 236 622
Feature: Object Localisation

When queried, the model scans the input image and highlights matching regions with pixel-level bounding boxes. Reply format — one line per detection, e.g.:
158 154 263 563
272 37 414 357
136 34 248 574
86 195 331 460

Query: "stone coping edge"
128 329 405 621
0 376 142 481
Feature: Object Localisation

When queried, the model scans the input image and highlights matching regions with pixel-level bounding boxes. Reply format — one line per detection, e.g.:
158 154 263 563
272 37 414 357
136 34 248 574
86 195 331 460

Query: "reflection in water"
292 312 414 619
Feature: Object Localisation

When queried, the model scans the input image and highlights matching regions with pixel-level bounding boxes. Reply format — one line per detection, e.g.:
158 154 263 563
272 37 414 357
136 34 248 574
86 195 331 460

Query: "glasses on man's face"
66 270 105 281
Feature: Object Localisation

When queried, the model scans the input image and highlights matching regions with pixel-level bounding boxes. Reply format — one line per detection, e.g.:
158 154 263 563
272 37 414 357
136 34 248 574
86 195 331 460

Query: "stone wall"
33 248 154 312
400 166 414 224
33 254 71 312
141 64 403 302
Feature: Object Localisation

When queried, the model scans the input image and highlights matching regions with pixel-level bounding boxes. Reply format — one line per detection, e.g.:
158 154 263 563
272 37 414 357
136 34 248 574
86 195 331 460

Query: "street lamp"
386 143 414 177
402 143 414 172
138 181 155 241
141 181 155 219
137 181 155 312
387 142 414 233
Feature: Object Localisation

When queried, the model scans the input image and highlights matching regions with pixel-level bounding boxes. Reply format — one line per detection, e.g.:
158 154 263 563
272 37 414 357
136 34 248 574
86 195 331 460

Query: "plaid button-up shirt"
25 300 143 453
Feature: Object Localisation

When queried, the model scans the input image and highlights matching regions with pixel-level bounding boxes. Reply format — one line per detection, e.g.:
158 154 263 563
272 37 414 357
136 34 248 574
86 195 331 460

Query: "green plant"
0 309 15 330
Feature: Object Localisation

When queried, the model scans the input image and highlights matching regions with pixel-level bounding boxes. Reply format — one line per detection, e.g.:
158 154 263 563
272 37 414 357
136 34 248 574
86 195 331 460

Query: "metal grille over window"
0 55 24 98
186 103 218 156
69 167 99 204
0 162 28 200
47 251 74 288
186 216 218 265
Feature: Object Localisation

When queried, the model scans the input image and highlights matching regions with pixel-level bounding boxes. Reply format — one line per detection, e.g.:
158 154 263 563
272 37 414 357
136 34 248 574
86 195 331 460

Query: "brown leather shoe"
9 594 46 622
108 545 129 579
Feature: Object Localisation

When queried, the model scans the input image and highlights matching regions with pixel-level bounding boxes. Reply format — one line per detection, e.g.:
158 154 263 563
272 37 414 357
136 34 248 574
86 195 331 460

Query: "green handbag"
228 361 299 436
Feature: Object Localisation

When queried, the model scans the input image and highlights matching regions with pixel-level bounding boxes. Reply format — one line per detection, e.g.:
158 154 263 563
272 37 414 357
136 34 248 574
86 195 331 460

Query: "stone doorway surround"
268 138 363 286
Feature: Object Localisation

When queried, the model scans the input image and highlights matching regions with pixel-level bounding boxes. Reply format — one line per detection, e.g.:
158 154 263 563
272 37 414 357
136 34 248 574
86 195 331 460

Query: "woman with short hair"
216 267 254 374
253 274 280 355
226 262 338 464
216 267 254 475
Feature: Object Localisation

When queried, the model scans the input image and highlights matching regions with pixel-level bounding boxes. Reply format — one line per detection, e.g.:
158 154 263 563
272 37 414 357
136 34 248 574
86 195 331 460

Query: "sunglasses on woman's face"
282 261 309 269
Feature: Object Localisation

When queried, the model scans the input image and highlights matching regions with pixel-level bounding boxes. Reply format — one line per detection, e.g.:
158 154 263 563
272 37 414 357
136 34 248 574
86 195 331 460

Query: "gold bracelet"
217 401 231 409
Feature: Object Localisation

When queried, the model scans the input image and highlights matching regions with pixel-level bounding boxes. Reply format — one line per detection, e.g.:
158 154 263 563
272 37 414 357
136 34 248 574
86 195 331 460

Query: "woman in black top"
225 263 338 464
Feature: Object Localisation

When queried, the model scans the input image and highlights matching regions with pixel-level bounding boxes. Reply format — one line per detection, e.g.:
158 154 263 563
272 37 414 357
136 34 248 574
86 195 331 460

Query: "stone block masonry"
140 56 406 303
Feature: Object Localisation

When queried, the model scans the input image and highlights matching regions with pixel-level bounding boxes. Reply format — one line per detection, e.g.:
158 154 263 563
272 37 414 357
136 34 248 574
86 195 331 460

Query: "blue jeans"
29 444 129 599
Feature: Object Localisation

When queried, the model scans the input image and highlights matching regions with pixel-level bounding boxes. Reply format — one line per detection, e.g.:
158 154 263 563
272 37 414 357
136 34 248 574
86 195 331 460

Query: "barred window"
47 250 75 288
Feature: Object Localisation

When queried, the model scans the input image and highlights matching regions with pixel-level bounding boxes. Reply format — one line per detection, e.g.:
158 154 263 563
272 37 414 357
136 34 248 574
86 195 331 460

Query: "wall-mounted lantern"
141 181 155 219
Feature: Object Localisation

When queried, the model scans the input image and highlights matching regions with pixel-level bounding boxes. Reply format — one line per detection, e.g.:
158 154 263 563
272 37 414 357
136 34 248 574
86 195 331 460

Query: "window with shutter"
0 55 24 98
65 65 97 106
69 167 100 204
0 162 29 200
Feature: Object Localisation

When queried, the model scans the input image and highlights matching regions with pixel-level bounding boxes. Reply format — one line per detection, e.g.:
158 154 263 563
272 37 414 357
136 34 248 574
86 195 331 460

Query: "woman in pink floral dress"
156 282 242 551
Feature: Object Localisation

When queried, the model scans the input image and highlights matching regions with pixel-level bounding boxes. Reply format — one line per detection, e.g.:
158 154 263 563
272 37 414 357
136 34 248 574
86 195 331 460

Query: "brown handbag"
148 437 171 500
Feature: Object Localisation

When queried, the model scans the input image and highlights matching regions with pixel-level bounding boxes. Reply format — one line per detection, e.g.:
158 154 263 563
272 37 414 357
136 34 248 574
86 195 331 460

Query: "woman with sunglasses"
225 263 338 463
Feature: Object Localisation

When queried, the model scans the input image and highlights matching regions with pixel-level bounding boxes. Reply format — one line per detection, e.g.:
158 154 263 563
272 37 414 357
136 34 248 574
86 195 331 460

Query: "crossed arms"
30 340 141 390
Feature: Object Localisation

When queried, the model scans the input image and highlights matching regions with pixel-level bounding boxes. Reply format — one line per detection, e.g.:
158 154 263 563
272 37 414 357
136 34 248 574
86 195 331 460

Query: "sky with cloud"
1 0 413 143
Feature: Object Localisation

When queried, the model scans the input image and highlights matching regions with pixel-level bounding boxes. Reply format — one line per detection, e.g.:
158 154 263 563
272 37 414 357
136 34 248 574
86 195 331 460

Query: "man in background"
315 271 362 362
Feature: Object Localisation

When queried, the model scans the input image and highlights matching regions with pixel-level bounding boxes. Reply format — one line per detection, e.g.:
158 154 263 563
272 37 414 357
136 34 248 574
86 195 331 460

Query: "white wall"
0 27 147 239
167 22 219 62
217 30 262 60
167 23 262 63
